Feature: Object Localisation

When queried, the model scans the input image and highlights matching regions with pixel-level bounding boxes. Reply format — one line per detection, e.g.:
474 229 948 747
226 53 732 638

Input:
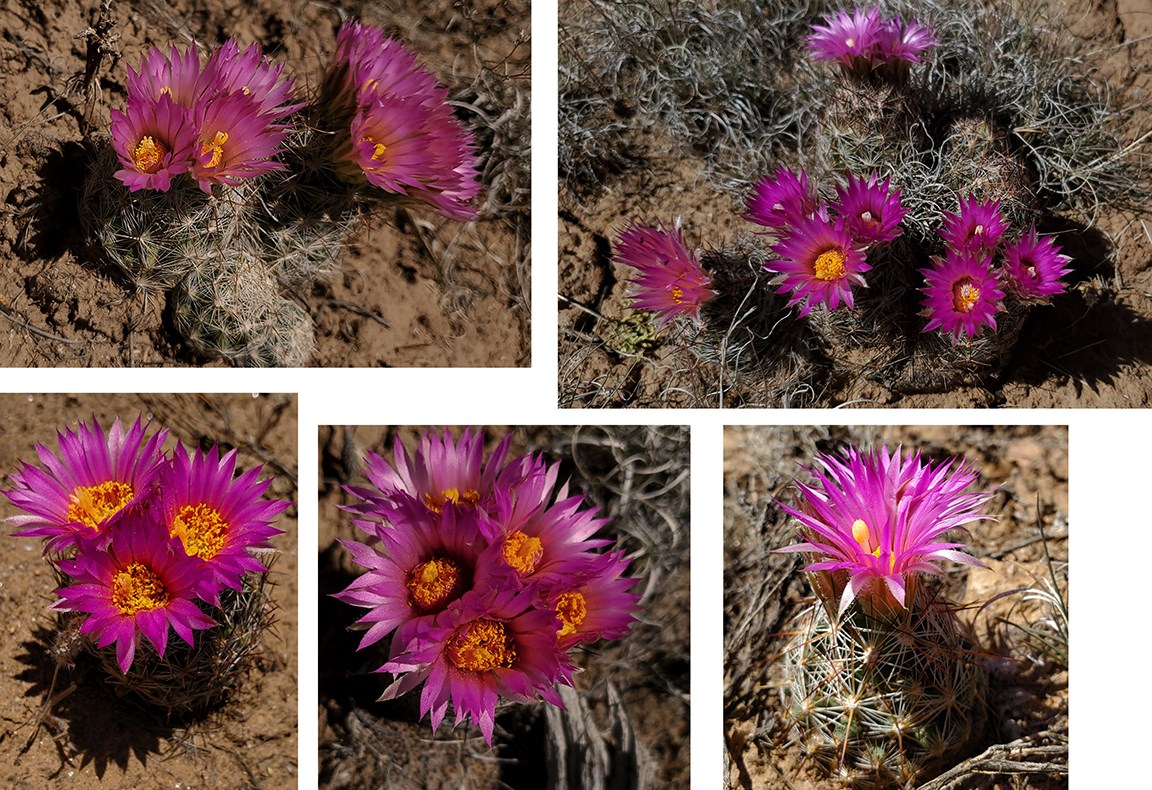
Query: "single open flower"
110 93 198 192
542 550 641 650
53 515 217 673
1000 226 1072 301
189 91 289 192
380 588 573 746
203 38 304 123
159 443 288 601
807 7 884 69
777 444 992 616
920 250 1005 341
613 222 716 327
938 195 1009 255
875 17 937 64
768 211 869 317
338 92 481 220
831 171 906 245
6 416 168 553
745 167 819 230
125 44 206 108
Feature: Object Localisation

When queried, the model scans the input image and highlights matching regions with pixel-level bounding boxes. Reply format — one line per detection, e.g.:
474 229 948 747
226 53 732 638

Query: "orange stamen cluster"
446 619 517 672
407 557 462 611
169 503 230 560
66 481 135 531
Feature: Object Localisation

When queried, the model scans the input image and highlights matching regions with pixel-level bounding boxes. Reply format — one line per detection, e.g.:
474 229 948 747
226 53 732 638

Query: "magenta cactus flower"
380 588 573 746
777 444 991 616
613 222 716 327
745 167 819 230
189 91 289 192
807 7 884 68
334 504 514 651
543 551 641 650
110 93 198 192
768 211 870 317
831 171 907 245
323 19 444 115
1000 226 1073 301
6 416 168 553
875 17 938 63
938 195 1009 255
203 39 304 123
158 443 288 601
339 93 482 220
53 515 217 673
920 250 1005 341
125 44 206 108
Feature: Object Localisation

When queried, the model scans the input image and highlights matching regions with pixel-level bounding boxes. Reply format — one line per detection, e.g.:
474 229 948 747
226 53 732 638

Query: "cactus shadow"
1004 218 1152 394
11 141 90 263
11 624 172 779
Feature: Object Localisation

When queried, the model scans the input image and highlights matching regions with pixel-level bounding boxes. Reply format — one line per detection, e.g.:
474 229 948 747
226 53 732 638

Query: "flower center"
859 210 877 227
973 224 985 237
110 562 169 615
169 503 229 560
555 591 588 638
66 481 135 531
132 136 167 173
423 487 481 514
359 136 387 161
406 557 463 611
845 37 856 49
671 285 685 304
952 278 981 313
813 249 847 281
446 619 516 672
201 131 229 169
502 531 544 575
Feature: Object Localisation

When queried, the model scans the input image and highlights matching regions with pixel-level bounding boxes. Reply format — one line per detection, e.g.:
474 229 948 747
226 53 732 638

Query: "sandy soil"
558 0 1152 407
317 425 691 788
0 0 530 367
0 393 298 789
724 425 1069 788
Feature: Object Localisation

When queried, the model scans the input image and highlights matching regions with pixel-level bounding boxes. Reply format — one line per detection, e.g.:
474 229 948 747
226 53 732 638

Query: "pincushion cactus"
776 444 993 786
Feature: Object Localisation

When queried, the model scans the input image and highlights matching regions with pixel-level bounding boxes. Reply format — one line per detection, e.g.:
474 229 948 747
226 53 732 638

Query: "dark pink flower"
158 443 288 602
938 195 1009 255
831 171 906 245
777 445 991 615
6 416 168 553
1000 226 1072 301
542 551 641 651
768 211 870 317
875 17 938 63
381 588 573 746
203 39 304 123
125 44 206 108
110 93 198 192
189 91 288 192
613 222 716 327
53 515 216 673
919 250 1005 341
807 7 883 67
745 167 819 230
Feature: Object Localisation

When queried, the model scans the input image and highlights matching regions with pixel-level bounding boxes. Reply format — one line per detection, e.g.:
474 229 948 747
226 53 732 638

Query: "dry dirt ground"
317 425 691 789
0 393 298 789
558 0 1152 407
724 425 1069 788
0 0 529 367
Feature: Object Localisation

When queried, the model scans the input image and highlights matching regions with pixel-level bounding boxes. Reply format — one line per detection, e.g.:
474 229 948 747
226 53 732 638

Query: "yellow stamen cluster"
953 280 981 313
423 487 481 514
813 249 847 281
502 531 544 575
407 557 462 610
111 562 169 615
555 591 588 637
66 481 135 531
132 136 167 173
169 503 230 560
358 135 388 162
201 131 230 169
446 619 516 672
670 285 685 304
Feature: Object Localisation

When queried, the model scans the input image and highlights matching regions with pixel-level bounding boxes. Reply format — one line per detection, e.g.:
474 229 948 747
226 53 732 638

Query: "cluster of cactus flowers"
776 444 993 785
334 428 641 745
606 3 1096 395
84 20 482 366
4 416 288 714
